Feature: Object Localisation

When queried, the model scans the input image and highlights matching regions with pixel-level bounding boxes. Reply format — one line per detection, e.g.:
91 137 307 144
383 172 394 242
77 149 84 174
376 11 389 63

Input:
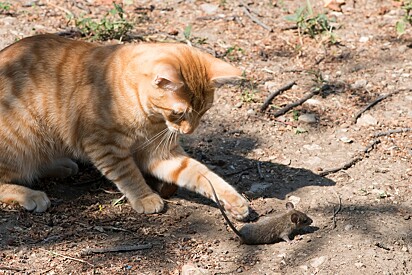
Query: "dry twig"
272 89 320 117
256 161 264 179
81 243 152 256
319 139 380 176
240 3 273 32
331 192 342 229
260 81 296 112
372 128 412 137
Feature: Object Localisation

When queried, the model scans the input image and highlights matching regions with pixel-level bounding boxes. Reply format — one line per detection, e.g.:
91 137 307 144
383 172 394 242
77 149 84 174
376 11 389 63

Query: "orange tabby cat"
0 34 249 220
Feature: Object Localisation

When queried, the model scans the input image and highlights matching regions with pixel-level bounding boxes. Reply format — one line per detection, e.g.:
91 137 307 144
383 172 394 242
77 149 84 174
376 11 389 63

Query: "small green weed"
241 89 257 103
183 24 208 45
395 0 412 36
74 3 133 41
224 45 245 61
285 0 335 42
0 2 11 12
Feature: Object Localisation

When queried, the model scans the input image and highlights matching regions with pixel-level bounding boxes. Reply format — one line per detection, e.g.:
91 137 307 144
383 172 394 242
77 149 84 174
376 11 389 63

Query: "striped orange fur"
0 34 249 220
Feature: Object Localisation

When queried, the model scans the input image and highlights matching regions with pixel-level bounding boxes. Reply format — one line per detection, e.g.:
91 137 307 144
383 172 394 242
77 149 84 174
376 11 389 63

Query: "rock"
339 136 353 143
359 36 369 43
246 109 255 116
310 256 327 268
351 79 368 89
299 113 317 124
299 265 309 271
264 81 278 91
356 114 378 126
235 102 243 108
200 3 218 15
344 224 353 231
305 98 322 106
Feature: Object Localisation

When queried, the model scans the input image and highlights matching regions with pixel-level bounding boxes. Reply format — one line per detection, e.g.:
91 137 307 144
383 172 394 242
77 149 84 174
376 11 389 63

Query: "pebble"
359 36 369 43
299 113 317 123
246 109 255 116
345 224 353 231
351 79 368 89
264 81 278 91
235 102 243 108
310 256 327 268
340 136 353 143
356 114 378 126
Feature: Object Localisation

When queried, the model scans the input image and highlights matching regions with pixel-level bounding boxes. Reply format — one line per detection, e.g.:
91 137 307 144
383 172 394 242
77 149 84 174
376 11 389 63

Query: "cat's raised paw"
22 190 51 212
130 193 164 214
221 192 249 221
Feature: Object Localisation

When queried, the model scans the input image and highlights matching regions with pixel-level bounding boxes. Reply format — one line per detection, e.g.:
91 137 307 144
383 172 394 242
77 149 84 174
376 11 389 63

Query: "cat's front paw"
22 190 51 212
220 191 249 221
130 193 164 214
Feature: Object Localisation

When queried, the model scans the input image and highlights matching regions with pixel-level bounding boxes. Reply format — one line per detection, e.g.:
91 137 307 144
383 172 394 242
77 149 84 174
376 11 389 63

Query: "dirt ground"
0 0 411 274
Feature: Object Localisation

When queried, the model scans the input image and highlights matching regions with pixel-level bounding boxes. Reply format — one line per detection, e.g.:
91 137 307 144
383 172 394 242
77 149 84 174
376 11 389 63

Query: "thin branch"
0 266 24 272
372 128 412 138
81 244 152 256
352 89 403 123
260 81 296 112
352 94 390 123
40 248 94 267
272 89 319 117
331 192 342 230
319 139 380 177
240 4 273 32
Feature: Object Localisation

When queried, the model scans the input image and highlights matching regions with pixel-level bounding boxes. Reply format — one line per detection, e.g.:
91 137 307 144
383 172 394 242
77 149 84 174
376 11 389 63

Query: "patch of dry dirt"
0 0 411 274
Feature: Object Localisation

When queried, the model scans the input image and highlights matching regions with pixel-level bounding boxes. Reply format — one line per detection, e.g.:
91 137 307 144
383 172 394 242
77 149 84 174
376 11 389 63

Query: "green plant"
74 3 133 41
241 89 257 103
285 0 334 41
224 45 245 61
183 24 208 45
0 2 11 12
395 0 412 36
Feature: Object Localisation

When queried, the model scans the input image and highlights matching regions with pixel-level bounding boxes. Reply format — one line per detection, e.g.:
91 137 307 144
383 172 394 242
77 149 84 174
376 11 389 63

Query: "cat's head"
143 44 243 134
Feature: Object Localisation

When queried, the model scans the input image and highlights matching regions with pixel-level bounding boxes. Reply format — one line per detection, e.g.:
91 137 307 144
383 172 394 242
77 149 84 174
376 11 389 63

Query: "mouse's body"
237 204 313 244
203 174 313 245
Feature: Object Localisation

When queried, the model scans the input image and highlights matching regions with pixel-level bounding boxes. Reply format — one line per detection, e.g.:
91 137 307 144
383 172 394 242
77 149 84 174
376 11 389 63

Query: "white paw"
129 193 164 214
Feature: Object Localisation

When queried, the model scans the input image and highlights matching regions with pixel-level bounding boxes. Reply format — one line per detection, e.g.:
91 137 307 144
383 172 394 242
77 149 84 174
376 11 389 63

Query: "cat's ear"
152 65 184 92
208 57 244 87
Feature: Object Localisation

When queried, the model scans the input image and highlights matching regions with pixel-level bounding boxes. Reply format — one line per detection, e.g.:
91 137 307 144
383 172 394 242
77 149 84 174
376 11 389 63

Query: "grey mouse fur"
204 175 313 245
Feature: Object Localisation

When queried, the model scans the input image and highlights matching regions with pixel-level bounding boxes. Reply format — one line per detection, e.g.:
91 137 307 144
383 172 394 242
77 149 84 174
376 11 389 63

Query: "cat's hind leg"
39 158 79 179
0 183 51 212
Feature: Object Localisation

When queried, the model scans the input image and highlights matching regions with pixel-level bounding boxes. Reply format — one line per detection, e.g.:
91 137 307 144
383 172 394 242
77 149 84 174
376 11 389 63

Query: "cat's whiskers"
137 128 169 150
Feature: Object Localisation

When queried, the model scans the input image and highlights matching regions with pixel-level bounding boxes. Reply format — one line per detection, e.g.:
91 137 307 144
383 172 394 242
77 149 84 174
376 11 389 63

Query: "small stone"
401 246 409 252
246 109 255 116
235 102 243 108
359 36 369 43
351 79 368 89
200 3 218 15
236 267 243 273
356 114 378 126
264 81 278 91
306 98 321 106
310 256 327 268
299 113 317 123
340 136 353 143
345 224 353 231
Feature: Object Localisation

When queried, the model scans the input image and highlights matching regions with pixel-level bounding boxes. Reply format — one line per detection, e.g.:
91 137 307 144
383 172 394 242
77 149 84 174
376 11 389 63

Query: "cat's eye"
172 110 185 117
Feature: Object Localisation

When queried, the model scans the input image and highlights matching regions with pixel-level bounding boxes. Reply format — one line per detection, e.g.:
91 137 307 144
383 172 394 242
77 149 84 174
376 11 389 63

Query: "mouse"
204 175 313 245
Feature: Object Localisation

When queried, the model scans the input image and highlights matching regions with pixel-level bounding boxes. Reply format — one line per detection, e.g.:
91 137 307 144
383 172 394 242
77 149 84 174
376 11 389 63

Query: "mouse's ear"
291 213 299 224
286 202 295 210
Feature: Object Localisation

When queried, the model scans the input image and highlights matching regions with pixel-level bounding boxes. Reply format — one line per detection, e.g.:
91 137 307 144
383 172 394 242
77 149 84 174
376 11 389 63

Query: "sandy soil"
0 0 411 274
